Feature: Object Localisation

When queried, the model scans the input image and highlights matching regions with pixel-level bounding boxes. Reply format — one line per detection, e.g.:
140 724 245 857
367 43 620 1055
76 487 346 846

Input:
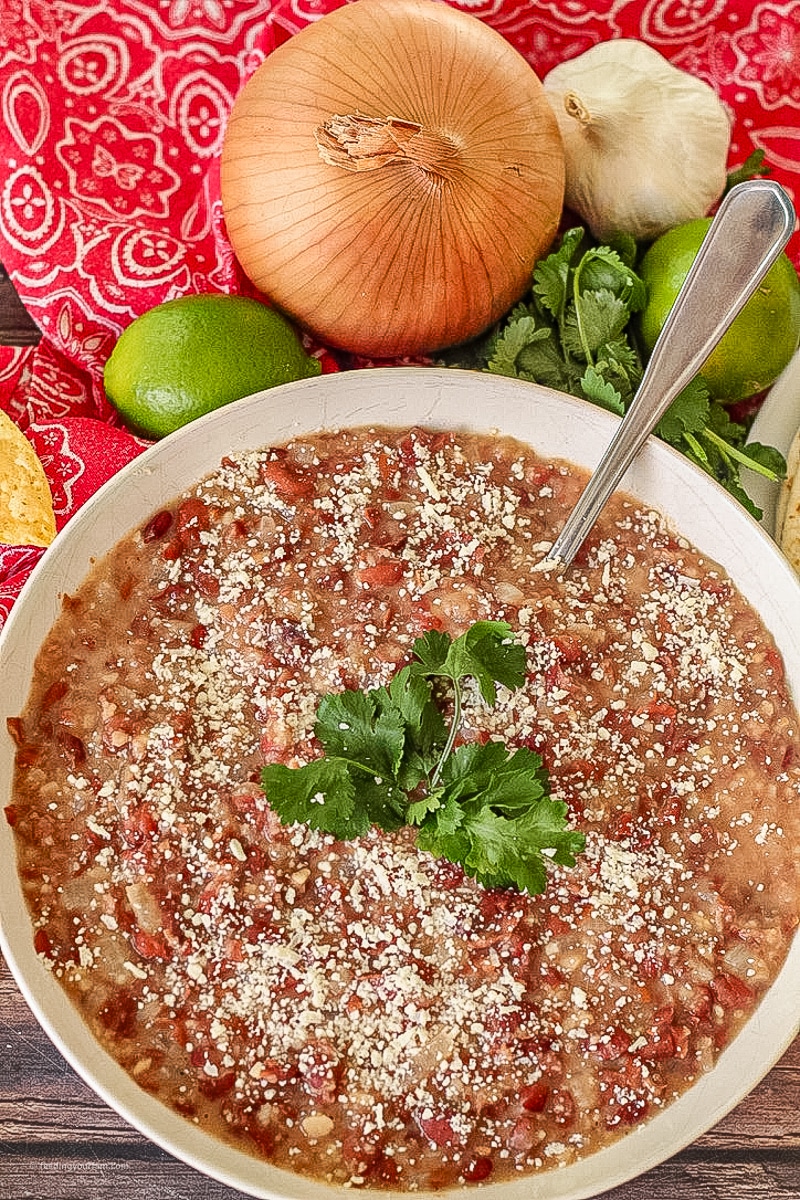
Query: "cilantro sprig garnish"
440 226 785 521
260 621 585 894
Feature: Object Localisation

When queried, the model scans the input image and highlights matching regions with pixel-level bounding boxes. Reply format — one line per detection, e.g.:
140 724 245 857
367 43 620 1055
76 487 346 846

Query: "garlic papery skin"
543 39 731 242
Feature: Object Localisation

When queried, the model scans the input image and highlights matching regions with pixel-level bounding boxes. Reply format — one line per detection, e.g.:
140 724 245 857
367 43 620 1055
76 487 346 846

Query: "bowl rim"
2 365 800 1200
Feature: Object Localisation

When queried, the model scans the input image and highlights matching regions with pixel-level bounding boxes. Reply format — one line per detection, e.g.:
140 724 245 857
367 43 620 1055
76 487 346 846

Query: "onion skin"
220 0 565 358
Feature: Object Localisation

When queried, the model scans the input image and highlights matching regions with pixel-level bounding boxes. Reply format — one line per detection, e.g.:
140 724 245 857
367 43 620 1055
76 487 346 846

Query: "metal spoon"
544 178 796 571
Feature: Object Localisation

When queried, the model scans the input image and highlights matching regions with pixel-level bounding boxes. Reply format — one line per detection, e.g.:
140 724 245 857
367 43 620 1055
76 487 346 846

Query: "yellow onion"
220 0 565 358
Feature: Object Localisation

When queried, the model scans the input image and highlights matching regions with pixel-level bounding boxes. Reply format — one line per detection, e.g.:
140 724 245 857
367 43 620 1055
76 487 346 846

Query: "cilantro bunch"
261 621 585 895
441 226 784 520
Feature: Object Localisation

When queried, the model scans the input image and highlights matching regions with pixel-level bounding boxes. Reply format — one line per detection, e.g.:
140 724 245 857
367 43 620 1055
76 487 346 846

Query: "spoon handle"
546 179 796 570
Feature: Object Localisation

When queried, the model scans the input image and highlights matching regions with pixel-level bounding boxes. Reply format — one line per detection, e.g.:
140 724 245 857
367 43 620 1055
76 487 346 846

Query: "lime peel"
638 218 800 404
104 294 322 439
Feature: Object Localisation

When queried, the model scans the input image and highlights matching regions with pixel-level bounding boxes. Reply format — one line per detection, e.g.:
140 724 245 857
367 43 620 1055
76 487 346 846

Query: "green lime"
638 217 800 403
104 294 321 438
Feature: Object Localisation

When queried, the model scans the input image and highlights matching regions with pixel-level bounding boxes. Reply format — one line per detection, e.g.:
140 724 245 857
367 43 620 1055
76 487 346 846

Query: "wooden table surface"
0 265 41 348
1 952 798 1200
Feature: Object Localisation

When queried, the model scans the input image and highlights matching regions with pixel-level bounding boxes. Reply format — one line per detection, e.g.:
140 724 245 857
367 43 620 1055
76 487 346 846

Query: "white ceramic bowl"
2 367 799 1200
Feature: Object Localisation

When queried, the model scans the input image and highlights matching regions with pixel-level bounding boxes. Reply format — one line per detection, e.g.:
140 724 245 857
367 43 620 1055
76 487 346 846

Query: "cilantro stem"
429 679 462 790
571 255 594 366
334 753 389 778
702 427 784 481
684 430 712 469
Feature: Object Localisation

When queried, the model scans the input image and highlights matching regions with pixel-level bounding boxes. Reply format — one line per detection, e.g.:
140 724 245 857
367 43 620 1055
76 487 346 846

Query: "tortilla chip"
775 425 800 545
0 410 56 547
780 437 800 576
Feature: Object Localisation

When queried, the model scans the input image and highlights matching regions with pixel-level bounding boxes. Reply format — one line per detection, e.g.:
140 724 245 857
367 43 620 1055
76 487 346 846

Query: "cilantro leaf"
606 231 638 269
380 667 447 789
416 793 471 865
471 745 550 813
600 337 641 381
406 792 445 825
487 799 585 894
656 378 710 445
459 805 530 889
438 742 548 810
515 330 579 392
440 739 511 789
261 758 368 840
263 686 411 836
533 226 584 321
594 341 642 407
351 773 409 831
653 389 785 520
446 620 528 704
739 440 786 479
412 619 527 705
564 288 631 360
513 796 586 868
705 399 747 445
315 689 405 780
575 245 647 312
412 621 529 791
409 628 452 675
444 228 646 417
487 314 543 377
384 666 440 735
580 366 625 415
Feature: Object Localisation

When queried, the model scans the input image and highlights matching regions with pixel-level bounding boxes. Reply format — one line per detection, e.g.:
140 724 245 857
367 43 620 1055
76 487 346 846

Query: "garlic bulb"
543 40 731 242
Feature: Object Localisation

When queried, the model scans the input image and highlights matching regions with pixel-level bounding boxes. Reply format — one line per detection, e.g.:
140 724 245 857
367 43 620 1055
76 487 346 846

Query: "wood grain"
0 265 41 346
2 953 799 1199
